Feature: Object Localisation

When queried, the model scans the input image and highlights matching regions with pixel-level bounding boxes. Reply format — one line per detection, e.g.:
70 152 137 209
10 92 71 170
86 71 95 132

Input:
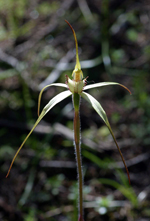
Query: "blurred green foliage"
0 0 150 220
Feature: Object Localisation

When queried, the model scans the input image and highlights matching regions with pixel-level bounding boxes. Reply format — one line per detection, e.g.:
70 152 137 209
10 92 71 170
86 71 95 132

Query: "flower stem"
73 93 84 221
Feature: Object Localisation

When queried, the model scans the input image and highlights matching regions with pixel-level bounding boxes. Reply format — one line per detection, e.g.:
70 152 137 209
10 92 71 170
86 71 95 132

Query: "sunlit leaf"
99 178 137 206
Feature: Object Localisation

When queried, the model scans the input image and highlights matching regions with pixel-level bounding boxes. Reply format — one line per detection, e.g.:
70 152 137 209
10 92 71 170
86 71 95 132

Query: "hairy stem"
73 93 84 221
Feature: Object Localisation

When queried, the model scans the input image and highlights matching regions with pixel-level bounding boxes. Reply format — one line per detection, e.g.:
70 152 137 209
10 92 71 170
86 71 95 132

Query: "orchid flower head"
6 21 131 186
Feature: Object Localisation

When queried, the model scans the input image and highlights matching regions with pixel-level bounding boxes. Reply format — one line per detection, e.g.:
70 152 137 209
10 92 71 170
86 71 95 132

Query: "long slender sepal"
106 122 131 184
6 90 72 177
65 20 83 82
84 82 131 95
6 114 43 178
81 91 131 184
81 92 107 123
65 20 81 71
38 83 68 116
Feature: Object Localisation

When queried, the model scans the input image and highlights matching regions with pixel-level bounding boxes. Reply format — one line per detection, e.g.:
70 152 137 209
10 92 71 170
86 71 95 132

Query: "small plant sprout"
6 20 131 221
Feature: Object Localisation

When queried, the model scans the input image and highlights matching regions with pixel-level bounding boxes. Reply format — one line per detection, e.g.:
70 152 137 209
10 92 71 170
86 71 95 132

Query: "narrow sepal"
38 83 68 116
84 82 131 94
81 91 131 184
65 20 81 71
81 92 107 123
6 90 72 177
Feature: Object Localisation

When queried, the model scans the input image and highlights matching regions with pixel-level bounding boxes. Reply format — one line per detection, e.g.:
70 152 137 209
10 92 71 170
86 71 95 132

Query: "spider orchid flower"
6 20 131 221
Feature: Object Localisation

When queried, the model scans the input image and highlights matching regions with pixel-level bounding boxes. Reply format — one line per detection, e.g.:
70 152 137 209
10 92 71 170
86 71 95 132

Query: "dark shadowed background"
0 0 150 220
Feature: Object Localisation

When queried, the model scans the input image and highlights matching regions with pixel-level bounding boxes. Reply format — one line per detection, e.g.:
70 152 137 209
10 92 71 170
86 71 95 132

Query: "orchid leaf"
38 83 68 116
84 82 131 94
81 91 130 184
6 90 72 177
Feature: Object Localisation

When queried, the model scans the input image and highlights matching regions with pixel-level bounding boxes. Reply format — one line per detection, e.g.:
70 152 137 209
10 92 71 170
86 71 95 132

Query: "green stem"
73 93 84 221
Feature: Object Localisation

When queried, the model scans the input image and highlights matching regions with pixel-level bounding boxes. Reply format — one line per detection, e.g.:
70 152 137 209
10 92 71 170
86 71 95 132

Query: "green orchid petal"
81 91 107 123
81 91 130 184
6 90 72 178
38 83 68 116
42 90 72 114
84 82 131 94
